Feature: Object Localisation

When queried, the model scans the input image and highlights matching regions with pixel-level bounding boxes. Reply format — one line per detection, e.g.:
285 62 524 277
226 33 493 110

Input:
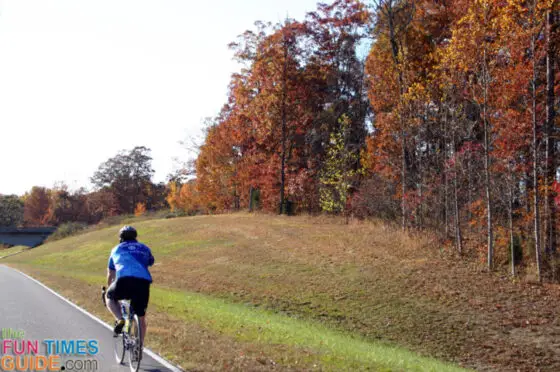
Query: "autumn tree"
486 0 548 276
166 181 181 212
304 0 370 204
44 185 90 225
85 188 120 222
194 114 241 213
369 0 416 231
178 181 202 214
226 20 316 212
319 115 362 213
544 0 558 255
91 146 155 214
134 202 147 217
439 0 504 269
23 186 51 226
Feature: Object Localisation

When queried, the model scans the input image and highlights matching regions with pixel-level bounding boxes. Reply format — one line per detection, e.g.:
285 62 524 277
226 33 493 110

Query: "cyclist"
105 225 154 344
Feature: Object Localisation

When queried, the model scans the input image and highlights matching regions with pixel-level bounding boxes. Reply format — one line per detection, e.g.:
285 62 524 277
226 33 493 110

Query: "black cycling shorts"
106 277 150 317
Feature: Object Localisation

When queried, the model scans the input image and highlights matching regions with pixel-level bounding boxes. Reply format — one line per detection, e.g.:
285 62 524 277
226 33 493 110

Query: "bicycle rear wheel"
114 331 126 364
127 314 142 372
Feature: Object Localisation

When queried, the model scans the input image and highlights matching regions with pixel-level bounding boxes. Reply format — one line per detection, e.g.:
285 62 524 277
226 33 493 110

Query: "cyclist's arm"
145 246 155 266
107 268 116 286
107 255 116 286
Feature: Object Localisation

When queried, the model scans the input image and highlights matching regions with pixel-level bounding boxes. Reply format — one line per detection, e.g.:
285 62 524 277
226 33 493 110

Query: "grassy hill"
3 213 559 371
0 245 27 258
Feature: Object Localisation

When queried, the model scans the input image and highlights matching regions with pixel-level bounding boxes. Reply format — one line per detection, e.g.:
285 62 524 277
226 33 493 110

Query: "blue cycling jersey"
108 241 154 282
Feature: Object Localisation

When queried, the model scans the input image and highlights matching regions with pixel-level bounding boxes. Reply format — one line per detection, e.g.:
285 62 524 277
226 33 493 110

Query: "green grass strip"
0 246 27 258
26 270 469 371
150 287 469 371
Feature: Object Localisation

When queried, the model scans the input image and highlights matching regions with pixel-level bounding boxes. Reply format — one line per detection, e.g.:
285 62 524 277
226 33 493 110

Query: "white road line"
4 265 184 372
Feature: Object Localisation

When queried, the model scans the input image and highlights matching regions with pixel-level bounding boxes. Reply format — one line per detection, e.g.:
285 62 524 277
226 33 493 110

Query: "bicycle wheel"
127 314 142 372
114 330 126 364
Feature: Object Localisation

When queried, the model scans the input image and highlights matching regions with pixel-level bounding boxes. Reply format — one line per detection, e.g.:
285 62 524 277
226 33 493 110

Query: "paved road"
0 265 179 372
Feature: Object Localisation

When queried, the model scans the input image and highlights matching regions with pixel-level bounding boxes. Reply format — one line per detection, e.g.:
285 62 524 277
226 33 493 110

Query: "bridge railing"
0 227 57 248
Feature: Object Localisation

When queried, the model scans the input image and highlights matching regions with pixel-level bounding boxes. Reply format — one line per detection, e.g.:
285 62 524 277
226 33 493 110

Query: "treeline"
169 0 560 280
1 0 558 280
0 146 168 227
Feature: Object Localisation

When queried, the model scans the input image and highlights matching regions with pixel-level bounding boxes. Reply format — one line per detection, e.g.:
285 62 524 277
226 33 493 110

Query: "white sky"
0 0 319 195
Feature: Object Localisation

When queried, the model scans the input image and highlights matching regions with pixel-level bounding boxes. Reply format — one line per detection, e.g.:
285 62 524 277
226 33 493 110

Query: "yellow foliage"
166 181 180 212
166 181 200 214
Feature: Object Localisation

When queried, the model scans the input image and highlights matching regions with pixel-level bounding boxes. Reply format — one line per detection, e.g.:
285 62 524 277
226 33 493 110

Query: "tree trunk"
453 135 463 255
402 132 407 231
467 155 472 224
509 192 516 276
531 31 542 282
508 165 516 276
418 139 423 229
545 4 557 254
526 170 532 214
384 0 408 231
249 187 254 212
483 47 494 271
443 114 449 237
279 31 288 215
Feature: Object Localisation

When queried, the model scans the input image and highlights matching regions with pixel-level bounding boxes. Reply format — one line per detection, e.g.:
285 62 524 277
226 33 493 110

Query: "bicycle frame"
120 301 139 348
120 299 142 371
102 287 142 371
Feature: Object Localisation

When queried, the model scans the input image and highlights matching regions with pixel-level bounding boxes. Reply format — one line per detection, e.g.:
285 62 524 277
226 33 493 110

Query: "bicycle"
102 286 143 372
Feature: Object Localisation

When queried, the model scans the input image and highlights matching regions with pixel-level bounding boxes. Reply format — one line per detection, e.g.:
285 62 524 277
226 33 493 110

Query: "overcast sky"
0 0 320 195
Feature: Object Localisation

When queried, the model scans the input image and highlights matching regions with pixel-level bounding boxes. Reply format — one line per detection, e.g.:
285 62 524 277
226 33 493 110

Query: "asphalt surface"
0 265 179 372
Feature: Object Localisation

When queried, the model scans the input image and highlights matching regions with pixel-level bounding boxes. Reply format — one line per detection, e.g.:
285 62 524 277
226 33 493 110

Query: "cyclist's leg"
130 278 150 345
138 316 147 345
107 279 127 334
106 280 123 320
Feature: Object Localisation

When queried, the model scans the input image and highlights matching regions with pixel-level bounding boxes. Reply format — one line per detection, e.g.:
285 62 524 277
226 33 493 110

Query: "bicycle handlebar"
101 286 106 307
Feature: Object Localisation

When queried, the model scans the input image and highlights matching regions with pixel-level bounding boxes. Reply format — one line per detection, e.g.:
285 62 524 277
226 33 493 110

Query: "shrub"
164 210 188 219
508 233 523 265
47 222 88 242
349 177 398 220
97 214 134 228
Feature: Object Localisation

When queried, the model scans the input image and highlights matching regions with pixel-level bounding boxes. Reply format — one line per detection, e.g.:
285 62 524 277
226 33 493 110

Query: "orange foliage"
134 202 146 217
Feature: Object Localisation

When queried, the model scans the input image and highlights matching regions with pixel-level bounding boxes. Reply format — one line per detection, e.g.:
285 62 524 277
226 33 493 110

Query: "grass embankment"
0 245 27 258
3 214 559 371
